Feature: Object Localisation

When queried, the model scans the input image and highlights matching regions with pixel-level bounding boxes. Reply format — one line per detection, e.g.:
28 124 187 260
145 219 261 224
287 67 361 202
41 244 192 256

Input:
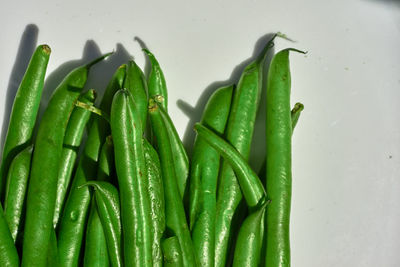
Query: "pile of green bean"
0 34 304 267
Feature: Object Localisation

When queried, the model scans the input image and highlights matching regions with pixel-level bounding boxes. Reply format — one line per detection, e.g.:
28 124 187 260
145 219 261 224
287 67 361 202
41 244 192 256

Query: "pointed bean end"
41 44 51 55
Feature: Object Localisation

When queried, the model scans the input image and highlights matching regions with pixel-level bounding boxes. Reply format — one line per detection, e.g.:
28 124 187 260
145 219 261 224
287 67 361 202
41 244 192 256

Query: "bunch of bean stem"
0 34 304 267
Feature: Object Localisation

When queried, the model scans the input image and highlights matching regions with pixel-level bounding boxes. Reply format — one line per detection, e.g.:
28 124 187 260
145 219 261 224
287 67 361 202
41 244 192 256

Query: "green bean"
57 64 124 267
232 202 267 267
162 236 183 267
143 138 165 267
84 181 121 267
215 35 276 267
189 85 233 267
124 60 148 130
143 49 168 111
97 136 115 183
111 89 152 266
53 89 96 228
291 102 304 132
156 102 189 200
265 48 305 267
83 199 109 267
3 145 33 242
149 98 198 267
46 228 59 267
194 123 266 209
258 102 304 182
22 53 110 267
83 136 116 267
0 45 50 200
0 203 19 267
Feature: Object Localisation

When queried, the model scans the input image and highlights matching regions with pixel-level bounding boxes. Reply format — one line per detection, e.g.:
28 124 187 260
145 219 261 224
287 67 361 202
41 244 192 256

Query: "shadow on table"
37 42 132 125
176 33 276 172
364 0 400 8
0 24 38 152
1 23 134 148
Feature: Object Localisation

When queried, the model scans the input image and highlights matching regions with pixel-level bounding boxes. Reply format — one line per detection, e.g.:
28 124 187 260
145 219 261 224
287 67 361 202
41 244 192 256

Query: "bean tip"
148 98 158 112
276 32 297 43
41 44 51 55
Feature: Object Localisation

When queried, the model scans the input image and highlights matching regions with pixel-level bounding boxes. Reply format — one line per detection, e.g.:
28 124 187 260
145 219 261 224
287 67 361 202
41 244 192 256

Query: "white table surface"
0 0 399 266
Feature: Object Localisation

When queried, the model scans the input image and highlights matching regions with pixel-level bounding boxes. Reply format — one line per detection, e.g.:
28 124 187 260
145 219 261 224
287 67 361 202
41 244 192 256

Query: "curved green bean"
3 145 33 242
22 53 110 267
124 60 148 130
143 49 168 111
84 181 122 267
83 199 110 267
149 99 198 267
57 63 124 267
83 136 116 267
265 48 305 267
189 85 233 267
232 203 267 267
215 34 276 267
53 89 96 228
111 89 152 266
156 102 189 201
0 44 50 199
194 123 266 209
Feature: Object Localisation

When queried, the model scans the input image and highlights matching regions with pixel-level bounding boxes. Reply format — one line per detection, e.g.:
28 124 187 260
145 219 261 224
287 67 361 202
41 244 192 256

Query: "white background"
0 0 399 266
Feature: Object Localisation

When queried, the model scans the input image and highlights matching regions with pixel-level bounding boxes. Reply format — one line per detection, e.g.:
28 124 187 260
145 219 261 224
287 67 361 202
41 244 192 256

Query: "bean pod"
53 89 97 228
143 138 165 267
0 44 50 199
265 48 305 267
57 62 124 267
111 89 152 266
148 98 198 267
189 85 233 267
214 35 276 267
3 145 33 243
22 53 110 266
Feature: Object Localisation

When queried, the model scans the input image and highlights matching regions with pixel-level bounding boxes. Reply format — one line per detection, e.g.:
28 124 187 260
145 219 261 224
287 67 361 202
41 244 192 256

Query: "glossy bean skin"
85 181 122 267
258 102 304 183
3 145 33 242
265 49 305 267
156 103 189 201
57 64 125 267
22 53 110 267
124 60 148 130
83 138 115 267
149 99 198 267
189 85 233 267
97 136 115 183
0 203 19 267
83 198 110 267
232 203 267 267
290 102 304 133
143 138 165 267
0 45 50 199
46 227 59 266
162 236 183 267
214 35 276 267
111 90 152 266
143 49 168 111
53 89 96 228
194 123 266 209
